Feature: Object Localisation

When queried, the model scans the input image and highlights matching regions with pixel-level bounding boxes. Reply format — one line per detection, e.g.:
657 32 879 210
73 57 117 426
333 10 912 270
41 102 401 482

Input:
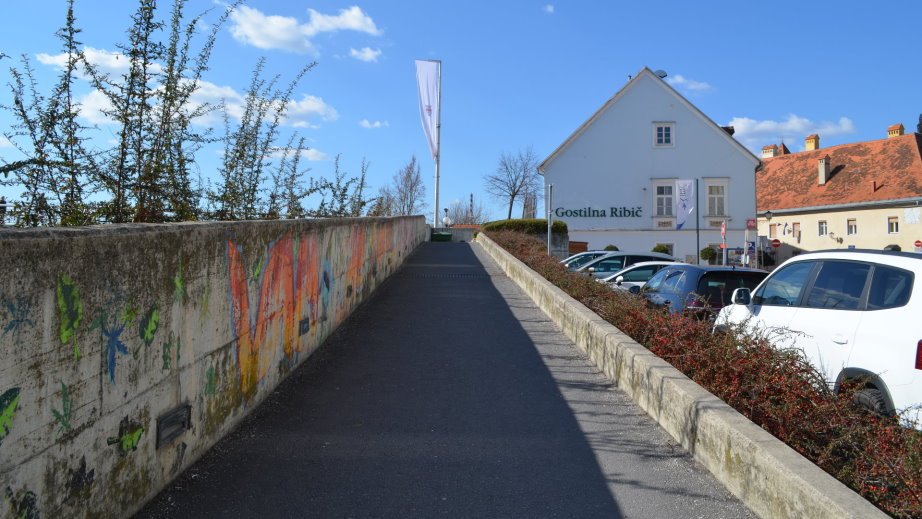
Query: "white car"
598 261 678 293
714 249 922 424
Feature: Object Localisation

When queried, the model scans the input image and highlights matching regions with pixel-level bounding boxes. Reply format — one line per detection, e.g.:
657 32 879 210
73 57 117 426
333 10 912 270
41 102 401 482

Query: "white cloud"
0 136 13 149
78 89 115 125
229 5 380 54
359 119 388 129
229 5 315 54
303 6 381 37
729 114 855 150
666 74 712 93
543 4 555 13
37 46 162 76
349 47 382 62
303 149 328 161
284 94 339 128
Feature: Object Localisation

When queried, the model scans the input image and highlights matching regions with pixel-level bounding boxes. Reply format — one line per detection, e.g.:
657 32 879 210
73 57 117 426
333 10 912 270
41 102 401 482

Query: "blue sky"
2 1 921 222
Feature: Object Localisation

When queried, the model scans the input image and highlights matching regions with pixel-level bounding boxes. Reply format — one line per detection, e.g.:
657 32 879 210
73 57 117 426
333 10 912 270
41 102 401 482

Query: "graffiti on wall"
4 486 39 519
56 275 83 360
227 233 318 398
0 388 20 447
107 416 144 455
225 221 421 398
63 457 95 504
2 297 34 338
51 382 72 432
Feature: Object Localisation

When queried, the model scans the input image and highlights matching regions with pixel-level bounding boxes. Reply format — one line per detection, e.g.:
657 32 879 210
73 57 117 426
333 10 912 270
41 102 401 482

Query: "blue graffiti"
103 322 128 382
2 297 35 338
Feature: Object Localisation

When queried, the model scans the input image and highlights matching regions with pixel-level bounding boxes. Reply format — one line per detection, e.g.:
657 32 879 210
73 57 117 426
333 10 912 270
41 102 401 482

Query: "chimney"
805 134 820 151
762 144 778 158
888 123 905 138
818 155 831 185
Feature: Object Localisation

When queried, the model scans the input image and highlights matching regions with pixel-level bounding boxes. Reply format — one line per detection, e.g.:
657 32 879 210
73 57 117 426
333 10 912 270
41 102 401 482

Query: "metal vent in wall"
156 404 192 449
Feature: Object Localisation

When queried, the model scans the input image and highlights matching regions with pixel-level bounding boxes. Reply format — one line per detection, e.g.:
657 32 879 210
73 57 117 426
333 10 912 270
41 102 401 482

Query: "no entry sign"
771 239 781 248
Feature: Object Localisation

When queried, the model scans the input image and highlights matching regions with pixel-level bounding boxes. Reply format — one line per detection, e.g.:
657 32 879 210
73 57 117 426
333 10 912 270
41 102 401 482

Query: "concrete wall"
0 217 427 518
477 233 886 519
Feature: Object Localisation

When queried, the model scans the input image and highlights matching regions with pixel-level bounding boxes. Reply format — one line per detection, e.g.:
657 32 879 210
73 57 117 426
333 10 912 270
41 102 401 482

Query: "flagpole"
434 60 442 228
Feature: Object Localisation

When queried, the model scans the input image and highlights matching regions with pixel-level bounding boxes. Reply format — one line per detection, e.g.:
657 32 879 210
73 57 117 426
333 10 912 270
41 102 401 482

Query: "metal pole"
433 60 442 228
695 178 700 264
547 184 553 255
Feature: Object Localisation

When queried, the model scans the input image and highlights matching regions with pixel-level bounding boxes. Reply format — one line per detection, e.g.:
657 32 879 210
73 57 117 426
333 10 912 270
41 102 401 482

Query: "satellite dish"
654 69 668 79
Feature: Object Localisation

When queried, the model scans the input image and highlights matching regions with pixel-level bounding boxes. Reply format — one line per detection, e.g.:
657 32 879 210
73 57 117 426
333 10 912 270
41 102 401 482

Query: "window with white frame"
847 219 857 235
818 220 828 236
655 184 674 216
654 123 674 147
707 185 726 216
888 217 899 234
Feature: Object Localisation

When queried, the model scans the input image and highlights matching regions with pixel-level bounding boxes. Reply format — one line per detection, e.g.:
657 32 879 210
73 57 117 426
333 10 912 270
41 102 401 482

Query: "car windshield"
588 257 626 273
696 271 768 307
566 253 605 269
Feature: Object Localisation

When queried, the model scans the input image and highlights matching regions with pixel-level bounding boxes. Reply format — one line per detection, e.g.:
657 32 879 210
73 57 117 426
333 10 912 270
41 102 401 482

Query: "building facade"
757 127 922 264
539 68 761 264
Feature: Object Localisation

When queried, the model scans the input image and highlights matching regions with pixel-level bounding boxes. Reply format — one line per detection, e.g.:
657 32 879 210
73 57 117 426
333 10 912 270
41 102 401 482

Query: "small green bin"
431 232 453 242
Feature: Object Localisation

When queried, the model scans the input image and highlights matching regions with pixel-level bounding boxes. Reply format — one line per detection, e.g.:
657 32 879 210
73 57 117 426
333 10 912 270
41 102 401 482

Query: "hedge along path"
477 231 896 519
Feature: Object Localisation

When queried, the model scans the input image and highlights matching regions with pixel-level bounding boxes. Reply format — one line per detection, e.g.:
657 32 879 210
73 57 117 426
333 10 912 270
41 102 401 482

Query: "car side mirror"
615 275 624 286
629 285 641 294
587 267 595 274
731 288 751 305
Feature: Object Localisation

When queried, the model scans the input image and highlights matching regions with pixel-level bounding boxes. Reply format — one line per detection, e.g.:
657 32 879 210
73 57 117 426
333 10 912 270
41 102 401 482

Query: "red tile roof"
757 133 922 211
888 123 904 132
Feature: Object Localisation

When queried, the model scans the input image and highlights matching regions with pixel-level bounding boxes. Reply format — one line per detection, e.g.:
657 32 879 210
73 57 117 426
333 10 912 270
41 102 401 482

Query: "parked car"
714 249 922 421
599 261 677 292
576 252 679 279
641 264 768 319
561 250 609 270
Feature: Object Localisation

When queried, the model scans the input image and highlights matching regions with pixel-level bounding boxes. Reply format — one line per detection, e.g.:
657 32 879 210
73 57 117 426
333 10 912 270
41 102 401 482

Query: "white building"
539 67 761 264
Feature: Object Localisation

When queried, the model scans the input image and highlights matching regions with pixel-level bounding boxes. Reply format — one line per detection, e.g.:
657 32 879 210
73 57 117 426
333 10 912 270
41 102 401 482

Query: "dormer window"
654 123 675 147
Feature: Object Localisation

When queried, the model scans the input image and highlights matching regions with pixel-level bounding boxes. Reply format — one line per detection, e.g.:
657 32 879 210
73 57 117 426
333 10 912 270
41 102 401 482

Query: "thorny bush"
487 230 922 518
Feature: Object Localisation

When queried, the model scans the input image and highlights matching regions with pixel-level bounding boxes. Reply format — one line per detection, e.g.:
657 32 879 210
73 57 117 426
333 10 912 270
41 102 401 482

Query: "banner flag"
415 60 440 160
675 179 695 229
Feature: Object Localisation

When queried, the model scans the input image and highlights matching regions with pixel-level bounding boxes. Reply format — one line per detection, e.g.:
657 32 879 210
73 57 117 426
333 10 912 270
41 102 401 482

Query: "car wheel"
853 388 889 416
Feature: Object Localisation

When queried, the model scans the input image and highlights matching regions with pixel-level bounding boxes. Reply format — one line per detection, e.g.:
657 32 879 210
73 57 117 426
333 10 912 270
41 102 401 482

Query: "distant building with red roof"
756 125 922 261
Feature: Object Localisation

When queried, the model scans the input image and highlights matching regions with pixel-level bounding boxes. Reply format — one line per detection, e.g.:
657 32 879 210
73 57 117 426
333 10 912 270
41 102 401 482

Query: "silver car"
576 252 679 279
599 261 678 293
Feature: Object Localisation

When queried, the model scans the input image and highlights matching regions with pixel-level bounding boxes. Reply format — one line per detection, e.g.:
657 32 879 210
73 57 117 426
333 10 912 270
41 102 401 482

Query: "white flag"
415 60 440 160
675 179 695 229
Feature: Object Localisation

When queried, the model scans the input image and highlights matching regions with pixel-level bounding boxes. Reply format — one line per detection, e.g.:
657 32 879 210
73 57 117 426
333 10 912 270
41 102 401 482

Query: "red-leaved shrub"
487 230 922 518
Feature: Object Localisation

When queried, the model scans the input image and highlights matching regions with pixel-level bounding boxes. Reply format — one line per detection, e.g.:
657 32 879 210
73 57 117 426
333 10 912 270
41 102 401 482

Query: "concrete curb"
476 234 886 519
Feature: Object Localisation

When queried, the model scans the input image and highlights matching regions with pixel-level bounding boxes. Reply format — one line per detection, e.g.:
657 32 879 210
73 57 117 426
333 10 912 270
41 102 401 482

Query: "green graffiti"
56 274 83 359
173 269 186 302
120 304 139 326
250 255 265 280
107 426 144 453
162 341 172 371
121 427 143 451
139 307 159 346
51 382 72 432
204 366 216 396
1 388 21 447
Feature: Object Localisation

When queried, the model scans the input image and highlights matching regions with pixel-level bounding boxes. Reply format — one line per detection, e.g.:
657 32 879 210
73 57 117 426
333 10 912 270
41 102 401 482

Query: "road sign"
746 218 757 230
771 238 781 248
721 221 726 238
747 241 755 253
915 240 922 248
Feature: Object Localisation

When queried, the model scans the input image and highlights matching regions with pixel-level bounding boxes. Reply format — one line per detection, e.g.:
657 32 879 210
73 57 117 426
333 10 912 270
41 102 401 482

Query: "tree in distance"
484 147 541 220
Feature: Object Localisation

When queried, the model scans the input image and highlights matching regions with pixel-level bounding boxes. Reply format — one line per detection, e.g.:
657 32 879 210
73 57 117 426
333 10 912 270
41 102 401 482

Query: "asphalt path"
137 242 752 518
